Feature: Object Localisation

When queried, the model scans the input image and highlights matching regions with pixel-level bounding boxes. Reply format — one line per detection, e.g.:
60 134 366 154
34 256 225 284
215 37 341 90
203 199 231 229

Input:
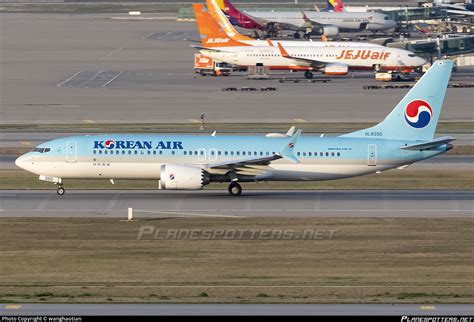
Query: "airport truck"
194 53 232 76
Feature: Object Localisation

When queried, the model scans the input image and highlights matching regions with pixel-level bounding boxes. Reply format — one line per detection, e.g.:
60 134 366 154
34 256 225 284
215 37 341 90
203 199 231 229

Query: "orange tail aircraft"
192 3 251 48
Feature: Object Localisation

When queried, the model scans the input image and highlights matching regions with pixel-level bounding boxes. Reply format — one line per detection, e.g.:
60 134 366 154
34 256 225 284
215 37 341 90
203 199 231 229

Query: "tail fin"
221 0 264 30
326 0 345 12
192 3 249 47
342 60 453 141
206 0 254 41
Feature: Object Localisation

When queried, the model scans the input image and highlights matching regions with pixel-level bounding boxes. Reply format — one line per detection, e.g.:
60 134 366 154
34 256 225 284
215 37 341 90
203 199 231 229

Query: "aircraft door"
66 141 77 163
367 144 377 166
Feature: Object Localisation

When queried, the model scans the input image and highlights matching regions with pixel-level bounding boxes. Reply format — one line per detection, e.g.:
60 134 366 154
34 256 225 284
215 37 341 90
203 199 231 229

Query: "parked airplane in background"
193 4 426 78
218 0 397 38
198 1 383 49
16 61 454 196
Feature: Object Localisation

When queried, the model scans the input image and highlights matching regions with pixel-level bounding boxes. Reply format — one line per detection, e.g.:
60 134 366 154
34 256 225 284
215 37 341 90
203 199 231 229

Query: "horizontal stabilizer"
399 136 456 150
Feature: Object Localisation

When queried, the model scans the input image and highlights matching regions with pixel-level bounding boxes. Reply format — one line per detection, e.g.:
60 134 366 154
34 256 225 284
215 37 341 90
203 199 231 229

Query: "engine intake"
160 164 210 190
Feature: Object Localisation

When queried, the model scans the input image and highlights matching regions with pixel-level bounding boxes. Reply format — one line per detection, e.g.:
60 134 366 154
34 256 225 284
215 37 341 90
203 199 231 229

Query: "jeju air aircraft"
218 0 396 39
16 61 454 196
193 3 425 78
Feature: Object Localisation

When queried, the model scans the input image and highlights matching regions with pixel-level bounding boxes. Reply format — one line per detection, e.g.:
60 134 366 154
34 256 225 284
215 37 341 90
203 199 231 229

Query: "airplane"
200 1 384 49
193 6 426 78
218 0 397 39
329 0 474 16
16 60 455 197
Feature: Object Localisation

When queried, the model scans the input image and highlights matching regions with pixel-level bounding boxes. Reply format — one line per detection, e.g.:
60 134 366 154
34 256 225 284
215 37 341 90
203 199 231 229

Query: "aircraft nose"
15 153 32 171
416 56 427 67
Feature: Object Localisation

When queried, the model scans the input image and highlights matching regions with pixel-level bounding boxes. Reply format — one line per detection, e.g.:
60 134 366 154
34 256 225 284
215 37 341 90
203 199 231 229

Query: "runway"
0 190 472 218
1 303 472 316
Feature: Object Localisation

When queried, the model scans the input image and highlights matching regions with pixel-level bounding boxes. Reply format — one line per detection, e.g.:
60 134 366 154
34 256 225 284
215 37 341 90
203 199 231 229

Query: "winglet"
285 126 295 137
278 129 302 163
277 42 290 58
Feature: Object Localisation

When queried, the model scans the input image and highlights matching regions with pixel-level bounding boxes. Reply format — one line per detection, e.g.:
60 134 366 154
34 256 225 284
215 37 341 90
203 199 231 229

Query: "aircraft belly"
267 164 389 181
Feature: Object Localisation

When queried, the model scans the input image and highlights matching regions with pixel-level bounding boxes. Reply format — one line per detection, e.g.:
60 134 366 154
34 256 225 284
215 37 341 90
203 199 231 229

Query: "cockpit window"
32 148 50 153
408 54 416 57
384 16 389 20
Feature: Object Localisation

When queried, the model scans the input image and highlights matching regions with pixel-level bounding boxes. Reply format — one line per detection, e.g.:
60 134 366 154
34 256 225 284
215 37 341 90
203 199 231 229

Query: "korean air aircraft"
15 61 454 196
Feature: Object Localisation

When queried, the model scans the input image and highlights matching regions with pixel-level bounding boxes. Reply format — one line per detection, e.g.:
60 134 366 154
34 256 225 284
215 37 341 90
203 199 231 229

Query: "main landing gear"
57 185 65 196
304 71 314 79
228 182 242 196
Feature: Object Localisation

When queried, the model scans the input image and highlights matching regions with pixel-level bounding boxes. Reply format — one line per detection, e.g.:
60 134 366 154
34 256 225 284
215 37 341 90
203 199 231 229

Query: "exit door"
367 144 377 166
66 141 77 163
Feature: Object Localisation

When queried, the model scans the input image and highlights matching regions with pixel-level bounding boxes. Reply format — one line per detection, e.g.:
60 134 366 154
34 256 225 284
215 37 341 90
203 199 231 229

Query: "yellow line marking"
420 305 436 310
82 119 96 124
19 141 33 146
293 118 307 123
189 119 201 124
5 304 21 309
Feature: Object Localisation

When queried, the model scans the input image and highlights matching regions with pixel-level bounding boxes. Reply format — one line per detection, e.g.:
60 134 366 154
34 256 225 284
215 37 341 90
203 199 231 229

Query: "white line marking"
101 71 123 88
142 31 157 39
56 71 82 87
121 209 243 218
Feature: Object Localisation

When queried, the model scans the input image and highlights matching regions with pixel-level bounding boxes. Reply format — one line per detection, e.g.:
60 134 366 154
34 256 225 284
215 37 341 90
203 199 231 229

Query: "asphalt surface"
0 190 472 218
1 13 473 124
1 303 472 316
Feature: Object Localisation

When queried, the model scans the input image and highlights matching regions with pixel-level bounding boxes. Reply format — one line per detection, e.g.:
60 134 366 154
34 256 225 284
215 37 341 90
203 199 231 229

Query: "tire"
57 187 65 195
228 182 242 196
293 32 300 39
304 71 313 79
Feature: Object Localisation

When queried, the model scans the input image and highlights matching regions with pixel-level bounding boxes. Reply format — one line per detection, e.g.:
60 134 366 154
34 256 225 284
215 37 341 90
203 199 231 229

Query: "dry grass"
0 218 472 304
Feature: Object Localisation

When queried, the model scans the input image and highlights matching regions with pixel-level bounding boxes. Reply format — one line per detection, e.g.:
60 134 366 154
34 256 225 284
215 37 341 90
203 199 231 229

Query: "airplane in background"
197 2 384 49
218 0 397 39
193 4 426 78
16 61 454 196
327 0 474 16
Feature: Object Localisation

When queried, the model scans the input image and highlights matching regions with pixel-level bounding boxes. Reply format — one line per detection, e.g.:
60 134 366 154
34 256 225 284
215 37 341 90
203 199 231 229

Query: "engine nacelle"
321 25 339 37
321 63 349 75
160 164 210 190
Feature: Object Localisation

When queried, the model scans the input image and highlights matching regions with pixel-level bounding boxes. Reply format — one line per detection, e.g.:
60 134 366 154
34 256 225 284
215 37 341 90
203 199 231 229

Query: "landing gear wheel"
228 182 242 196
57 187 65 196
304 71 314 79
293 32 300 39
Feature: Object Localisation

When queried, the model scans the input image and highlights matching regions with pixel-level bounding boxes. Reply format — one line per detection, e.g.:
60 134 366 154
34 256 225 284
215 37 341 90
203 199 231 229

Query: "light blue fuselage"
16 134 449 182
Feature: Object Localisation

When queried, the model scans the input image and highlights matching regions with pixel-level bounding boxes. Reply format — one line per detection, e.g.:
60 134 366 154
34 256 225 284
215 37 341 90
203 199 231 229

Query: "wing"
277 42 328 68
206 129 302 177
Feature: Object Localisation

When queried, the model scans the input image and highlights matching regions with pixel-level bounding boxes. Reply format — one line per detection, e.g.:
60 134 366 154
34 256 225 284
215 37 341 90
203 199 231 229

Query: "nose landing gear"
228 182 242 196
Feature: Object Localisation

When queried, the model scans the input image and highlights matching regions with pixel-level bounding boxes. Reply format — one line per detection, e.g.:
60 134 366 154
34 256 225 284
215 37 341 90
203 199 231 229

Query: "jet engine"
160 164 210 190
321 63 349 75
321 25 339 37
